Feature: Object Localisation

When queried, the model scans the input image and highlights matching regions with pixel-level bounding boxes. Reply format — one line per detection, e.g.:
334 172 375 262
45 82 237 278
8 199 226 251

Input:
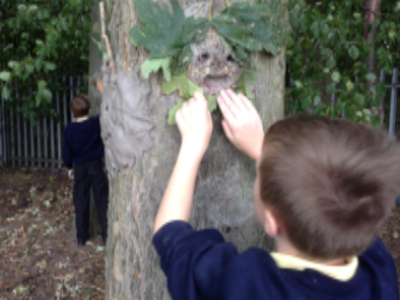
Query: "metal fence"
0 75 87 168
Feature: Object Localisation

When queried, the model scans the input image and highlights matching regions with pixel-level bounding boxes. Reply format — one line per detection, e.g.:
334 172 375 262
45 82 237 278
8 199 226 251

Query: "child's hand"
175 92 213 159
68 169 74 180
217 90 264 160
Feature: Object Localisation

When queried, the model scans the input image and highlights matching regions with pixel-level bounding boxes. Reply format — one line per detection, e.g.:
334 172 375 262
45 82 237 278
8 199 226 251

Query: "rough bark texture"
91 1 286 299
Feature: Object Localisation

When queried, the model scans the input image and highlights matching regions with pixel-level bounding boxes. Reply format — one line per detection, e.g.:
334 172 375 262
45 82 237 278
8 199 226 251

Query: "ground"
0 167 105 300
1 167 400 299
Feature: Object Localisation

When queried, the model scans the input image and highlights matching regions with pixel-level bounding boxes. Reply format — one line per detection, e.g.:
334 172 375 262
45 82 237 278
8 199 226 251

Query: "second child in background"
63 94 108 247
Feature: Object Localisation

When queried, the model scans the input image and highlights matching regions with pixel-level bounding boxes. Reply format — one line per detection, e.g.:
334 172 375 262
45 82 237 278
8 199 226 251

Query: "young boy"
152 90 400 299
63 94 108 247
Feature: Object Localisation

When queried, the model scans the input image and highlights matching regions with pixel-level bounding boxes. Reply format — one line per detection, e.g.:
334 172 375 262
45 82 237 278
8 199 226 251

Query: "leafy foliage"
286 0 400 125
130 0 287 124
162 74 203 99
168 100 184 125
212 2 287 57
130 0 287 78
130 0 186 58
0 0 96 120
141 58 171 82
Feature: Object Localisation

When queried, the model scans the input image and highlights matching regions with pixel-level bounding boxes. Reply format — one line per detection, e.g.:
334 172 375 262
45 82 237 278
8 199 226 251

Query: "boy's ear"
264 210 279 237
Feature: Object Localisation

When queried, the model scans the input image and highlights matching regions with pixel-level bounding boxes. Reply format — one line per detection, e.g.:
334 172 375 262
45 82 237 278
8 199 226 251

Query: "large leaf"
173 17 210 73
130 0 186 58
1 86 10 100
0 71 11 82
212 14 262 52
168 100 184 125
162 74 203 99
212 2 286 55
141 58 171 82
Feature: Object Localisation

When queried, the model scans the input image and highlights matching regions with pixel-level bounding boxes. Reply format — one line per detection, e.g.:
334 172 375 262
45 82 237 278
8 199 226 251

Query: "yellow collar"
271 252 358 281
75 116 89 123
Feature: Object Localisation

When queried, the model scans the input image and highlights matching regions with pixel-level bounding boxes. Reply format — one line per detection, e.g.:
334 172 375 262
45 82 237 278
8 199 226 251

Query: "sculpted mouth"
203 75 234 93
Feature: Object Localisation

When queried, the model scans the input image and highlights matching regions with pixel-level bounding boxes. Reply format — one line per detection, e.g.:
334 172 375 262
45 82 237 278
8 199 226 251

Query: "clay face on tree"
189 28 243 96
130 0 287 123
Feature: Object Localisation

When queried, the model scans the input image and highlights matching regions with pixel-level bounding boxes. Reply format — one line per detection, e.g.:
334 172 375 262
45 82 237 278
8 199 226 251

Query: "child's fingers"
221 119 234 141
194 91 207 104
175 108 184 125
238 93 257 115
226 89 249 114
218 95 238 126
219 90 242 119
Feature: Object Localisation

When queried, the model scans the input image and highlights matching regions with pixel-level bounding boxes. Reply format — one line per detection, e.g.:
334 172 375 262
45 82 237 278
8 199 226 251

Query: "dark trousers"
73 159 109 242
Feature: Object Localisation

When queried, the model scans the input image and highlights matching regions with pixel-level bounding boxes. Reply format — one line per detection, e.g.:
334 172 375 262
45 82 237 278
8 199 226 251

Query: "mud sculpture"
185 3 244 96
99 67 154 178
131 0 287 123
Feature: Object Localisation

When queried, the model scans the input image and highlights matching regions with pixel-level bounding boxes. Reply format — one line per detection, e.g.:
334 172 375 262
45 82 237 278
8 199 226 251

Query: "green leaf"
141 58 171 82
34 59 42 72
36 89 52 106
348 46 359 59
212 14 262 52
42 89 52 102
327 57 336 69
294 80 303 88
301 96 311 110
25 63 34 74
174 17 209 48
313 95 321 106
346 80 354 91
45 62 56 71
241 68 257 100
331 71 341 82
207 96 217 112
168 100 184 125
162 74 203 99
8 61 19 69
366 73 376 83
354 93 365 104
69 0 81 6
17 4 27 11
2 87 10 100
211 2 286 56
173 17 210 72
388 30 395 40
38 80 47 90
130 0 186 58
310 22 319 37
0 71 11 82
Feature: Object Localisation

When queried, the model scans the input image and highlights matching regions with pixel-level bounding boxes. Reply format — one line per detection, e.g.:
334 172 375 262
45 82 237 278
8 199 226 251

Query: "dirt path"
0 167 105 300
0 167 400 299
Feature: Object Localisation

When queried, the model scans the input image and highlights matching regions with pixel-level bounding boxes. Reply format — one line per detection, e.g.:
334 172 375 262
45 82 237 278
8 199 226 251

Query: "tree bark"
91 0 287 299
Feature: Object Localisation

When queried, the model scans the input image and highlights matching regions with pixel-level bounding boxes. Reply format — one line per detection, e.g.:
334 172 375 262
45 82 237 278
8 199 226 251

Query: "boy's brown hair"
70 94 91 118
259 115 400 259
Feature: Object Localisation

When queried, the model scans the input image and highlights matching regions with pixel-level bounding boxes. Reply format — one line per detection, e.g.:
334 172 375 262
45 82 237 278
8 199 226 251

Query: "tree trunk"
91 0 286 299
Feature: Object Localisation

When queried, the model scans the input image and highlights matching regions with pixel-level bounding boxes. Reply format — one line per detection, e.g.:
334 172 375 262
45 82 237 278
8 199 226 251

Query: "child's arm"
217 90 264 160
153 92 213 234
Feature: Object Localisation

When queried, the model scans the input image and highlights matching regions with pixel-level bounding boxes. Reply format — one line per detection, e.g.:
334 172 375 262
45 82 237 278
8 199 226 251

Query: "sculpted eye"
200 53 209 62
227 54 235 62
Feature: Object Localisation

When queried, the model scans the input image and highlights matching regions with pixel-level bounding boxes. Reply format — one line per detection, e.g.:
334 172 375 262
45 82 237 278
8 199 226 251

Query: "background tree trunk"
89 0 286 299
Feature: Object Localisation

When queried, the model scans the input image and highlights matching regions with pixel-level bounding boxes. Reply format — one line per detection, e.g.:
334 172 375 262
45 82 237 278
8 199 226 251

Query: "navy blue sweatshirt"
153 221 399 300
63 116 104 169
